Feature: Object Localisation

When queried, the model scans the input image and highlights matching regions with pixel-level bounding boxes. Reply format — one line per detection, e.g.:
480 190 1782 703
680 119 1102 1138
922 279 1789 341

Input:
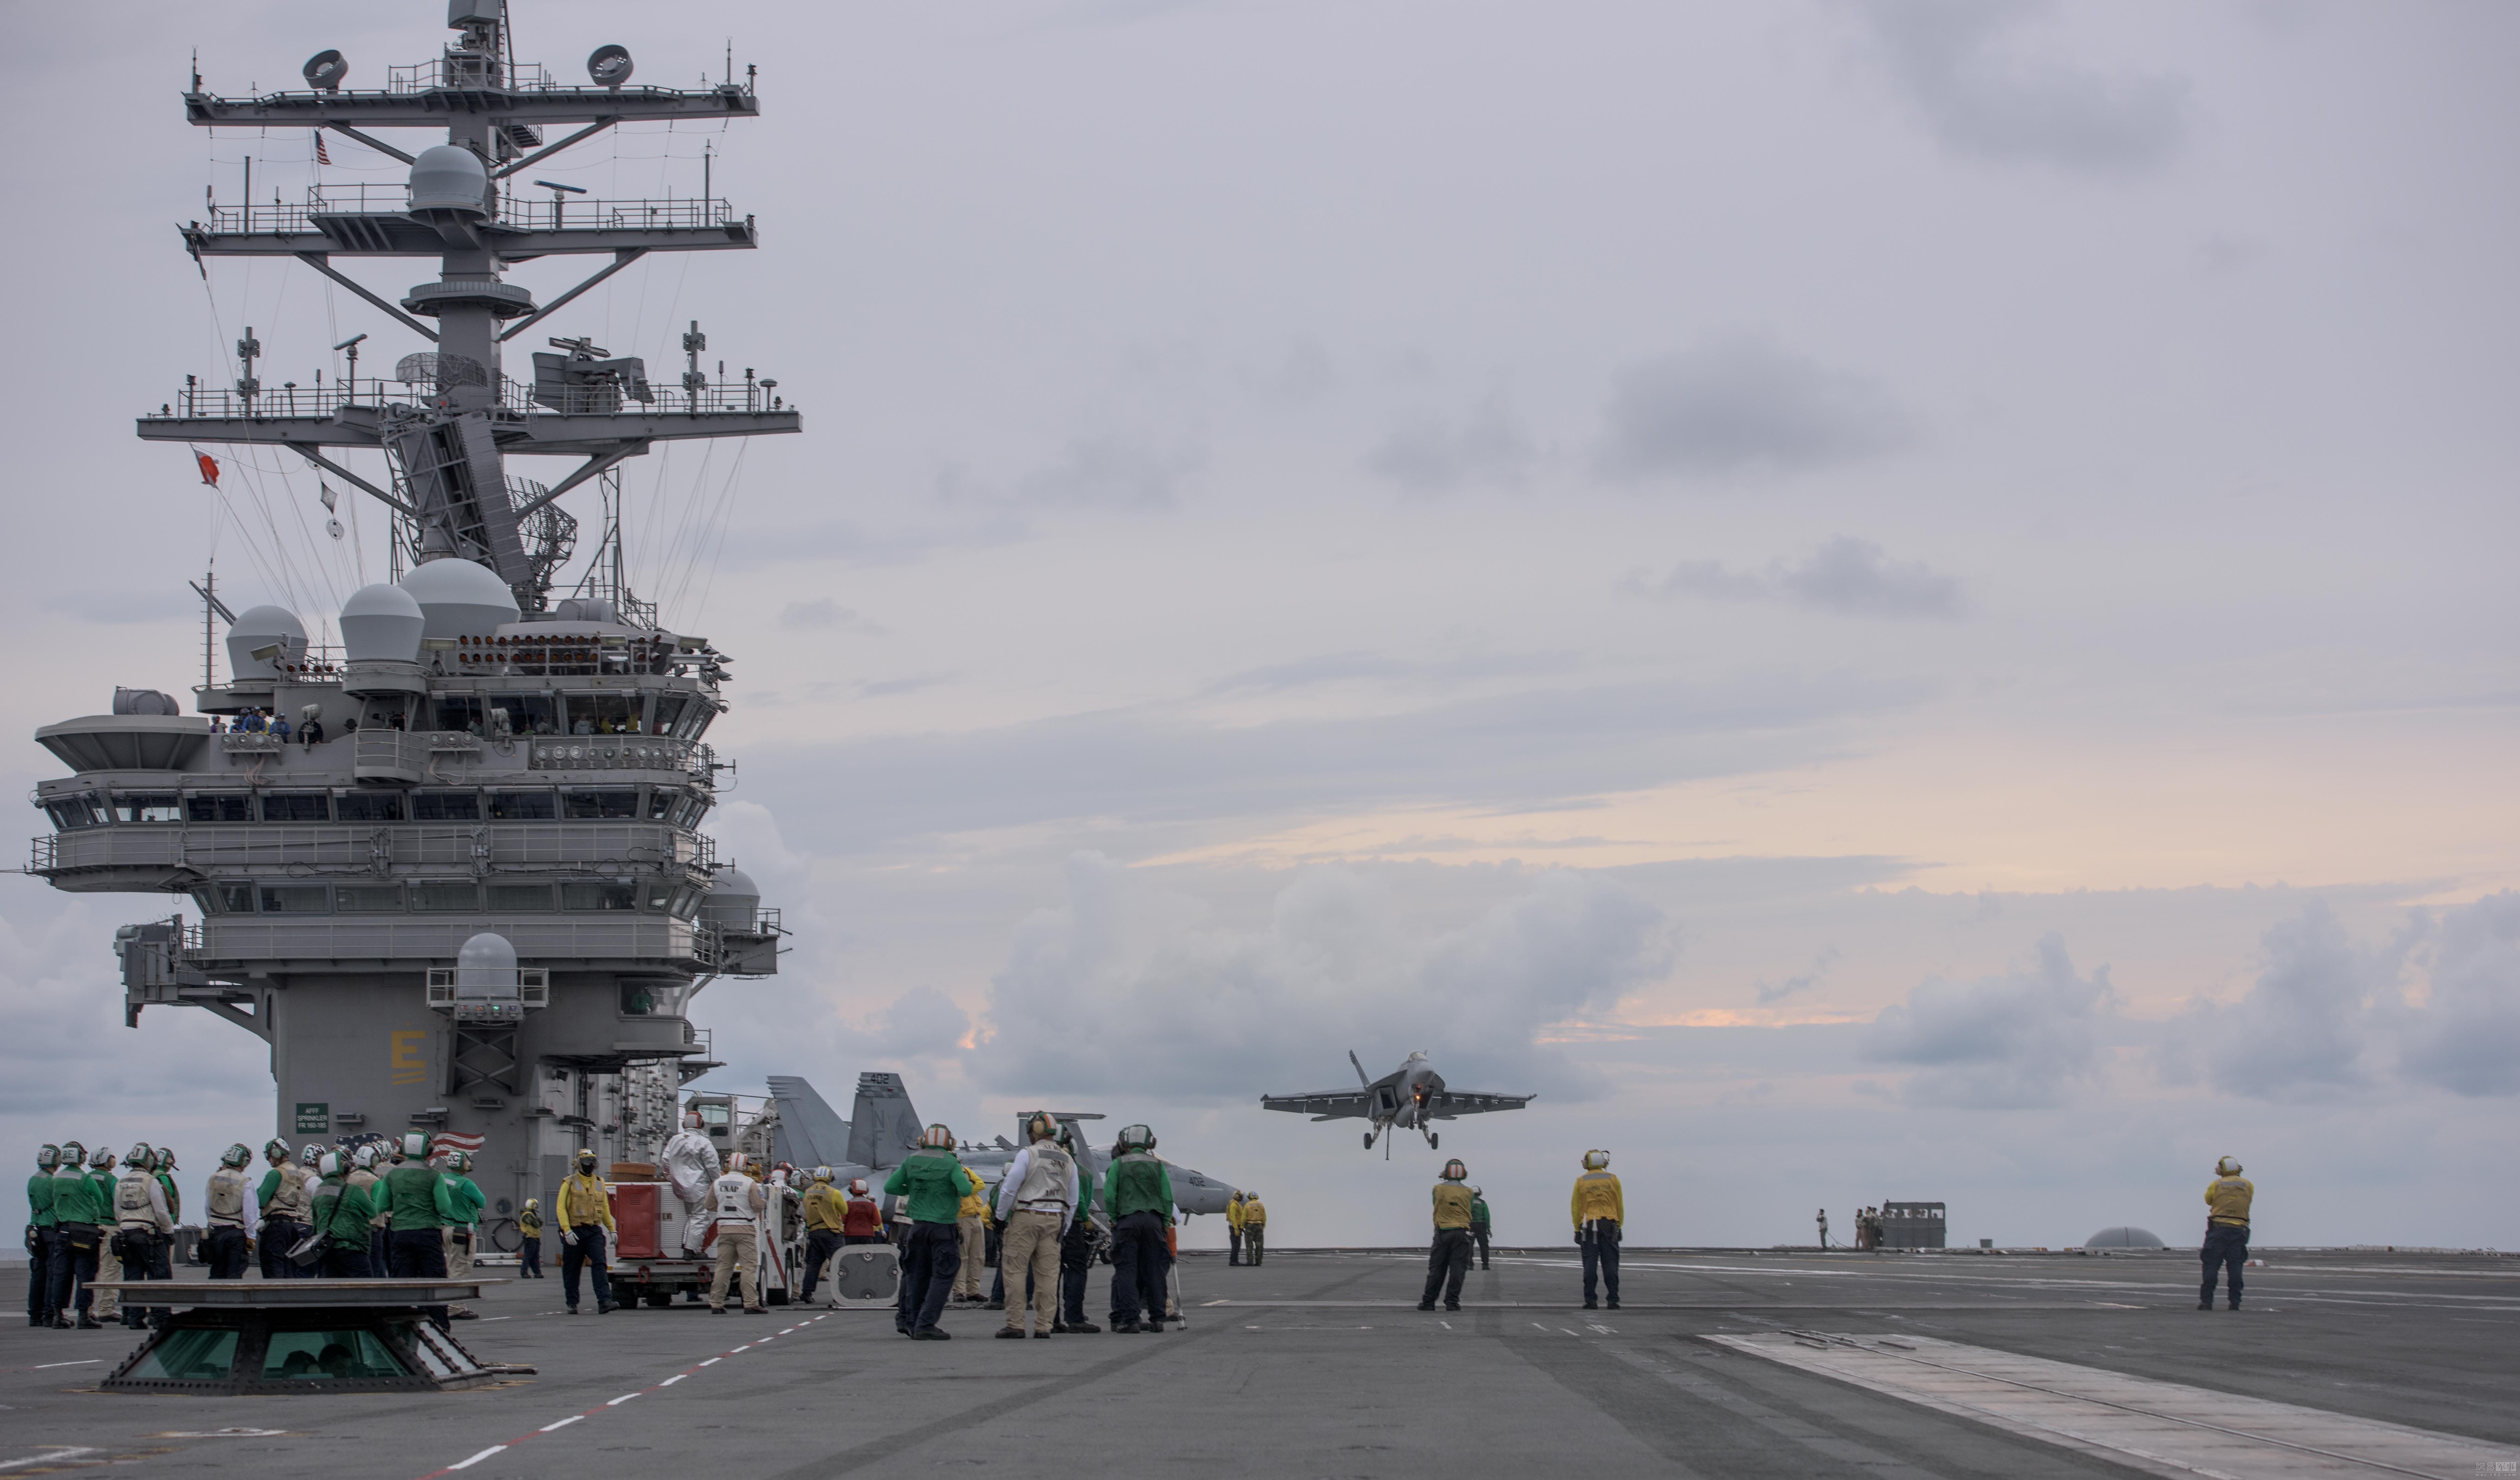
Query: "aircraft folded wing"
1425 1089 1535 1119
1260 1089 1372 1120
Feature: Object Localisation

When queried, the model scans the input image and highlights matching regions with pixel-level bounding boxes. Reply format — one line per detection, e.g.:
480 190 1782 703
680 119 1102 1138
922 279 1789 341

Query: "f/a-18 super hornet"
1261 1051 1534 1156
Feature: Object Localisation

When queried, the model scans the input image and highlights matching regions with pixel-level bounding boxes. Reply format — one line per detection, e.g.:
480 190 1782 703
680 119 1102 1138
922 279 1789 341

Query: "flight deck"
5 1247 2513 1478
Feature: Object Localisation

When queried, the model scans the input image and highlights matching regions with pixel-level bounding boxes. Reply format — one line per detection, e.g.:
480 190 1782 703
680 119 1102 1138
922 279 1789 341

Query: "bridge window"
561 789 641 820
675 700 715 741
485 694 558 736
566 693 641 735
434 696 488 735
644 787 681 821
486 790 555 821
650 691 691 736
668 885 702 919
43 794 106 830
560 882 638 912
213 882 256 914
673 794 709 829
112 793 181 824
257 885 329 914
334 884 405 913
333 792 405 823
488 883 554 912
411 790 480 821
259 793 330 823
185 794 253 824
412 882 481 912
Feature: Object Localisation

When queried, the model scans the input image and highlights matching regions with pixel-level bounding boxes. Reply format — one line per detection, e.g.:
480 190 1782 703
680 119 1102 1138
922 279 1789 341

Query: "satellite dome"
225 605 307 682
700 867 759 930
454 931 519 997
408 144 491 217
2085 1226 2164 1249
401 558 519 641
339 582 425 663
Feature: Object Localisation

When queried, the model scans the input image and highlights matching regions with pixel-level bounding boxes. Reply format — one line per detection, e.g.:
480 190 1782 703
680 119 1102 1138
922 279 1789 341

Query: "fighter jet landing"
1261 1051 1533 1156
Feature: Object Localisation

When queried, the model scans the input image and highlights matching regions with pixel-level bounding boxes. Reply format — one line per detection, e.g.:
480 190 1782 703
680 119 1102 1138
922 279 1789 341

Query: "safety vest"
205 1167 248 1226
264 1162 310 1221
713 1172 759 1223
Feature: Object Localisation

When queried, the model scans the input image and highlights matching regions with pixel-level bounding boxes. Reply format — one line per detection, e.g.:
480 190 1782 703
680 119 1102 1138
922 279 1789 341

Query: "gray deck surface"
4 1247 2513 1478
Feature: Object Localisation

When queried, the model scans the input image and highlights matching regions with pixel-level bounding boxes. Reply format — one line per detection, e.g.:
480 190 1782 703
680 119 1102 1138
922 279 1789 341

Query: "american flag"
433 1131 486 1154
313 130 331 166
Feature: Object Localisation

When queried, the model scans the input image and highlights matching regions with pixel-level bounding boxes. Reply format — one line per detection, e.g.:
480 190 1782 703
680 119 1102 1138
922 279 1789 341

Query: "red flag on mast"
196 452 220 487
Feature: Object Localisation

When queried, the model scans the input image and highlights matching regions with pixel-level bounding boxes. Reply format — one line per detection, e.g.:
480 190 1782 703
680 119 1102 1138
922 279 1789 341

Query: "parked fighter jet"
756 1073 1238 1218
1261 1050 1534 1156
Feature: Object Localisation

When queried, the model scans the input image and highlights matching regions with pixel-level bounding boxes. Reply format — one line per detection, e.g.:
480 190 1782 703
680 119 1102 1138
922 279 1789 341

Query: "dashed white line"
699 1357 722 1366
32 1360 101 1369
446 1446 507 1471
0 1452 100 1474
538 1417 582 1433
606 1393 639 1406
659 1374 687 1387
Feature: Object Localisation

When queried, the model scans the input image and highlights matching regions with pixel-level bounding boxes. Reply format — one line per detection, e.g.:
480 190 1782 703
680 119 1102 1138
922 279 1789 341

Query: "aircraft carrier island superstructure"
25 1 794 1217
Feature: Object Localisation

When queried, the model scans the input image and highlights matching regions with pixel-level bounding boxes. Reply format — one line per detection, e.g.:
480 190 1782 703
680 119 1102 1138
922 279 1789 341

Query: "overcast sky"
3 0 2516 1250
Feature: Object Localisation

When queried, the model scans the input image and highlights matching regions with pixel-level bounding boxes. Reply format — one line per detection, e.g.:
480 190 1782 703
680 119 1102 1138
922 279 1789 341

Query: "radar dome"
225 605 307 681
454 931 519 998
401 558 519 641
701 867 760 930
2084 1226 2164 1249
339 582 425 662
408 144 491 217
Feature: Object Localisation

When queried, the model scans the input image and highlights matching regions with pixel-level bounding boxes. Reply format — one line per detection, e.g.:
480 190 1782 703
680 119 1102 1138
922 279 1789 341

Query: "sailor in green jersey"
49 1141 106 1328
375 1132 457 1329
883 1124 981 1339
147 1149 180 1289
25 1146 60 1327
438 1150 487 1319
1100 1125 1175 1334
310 1151 377 1278
1469 1186 1492 1271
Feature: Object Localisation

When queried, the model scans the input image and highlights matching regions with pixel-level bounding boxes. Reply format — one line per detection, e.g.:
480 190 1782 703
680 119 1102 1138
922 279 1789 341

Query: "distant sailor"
557 1147 619 1316
2200 1156 2254 1311
439 1150 486 1319
993 1112 1078 1340
1227 1190 1247 1265
86 1147 122 1321
47 1140 104 1328
312 1151 377 1278
25 1146 59 1327
885 1124 980 1339
709 1151 769 1315
1054 1123 1103 1335
660 1111 719 1256
1418 1159 1476 1313
1240 1190 1267 1267
111 1144 174 1328
375 1132 458 1330
1470 1186 1491 1271
256 1139 311 1282
517 1198 545 1278
1572 1149 1623 1311
347 1144 387 1276
841 1177 885 1245
202 1143 256 1280
955 1154 992 1307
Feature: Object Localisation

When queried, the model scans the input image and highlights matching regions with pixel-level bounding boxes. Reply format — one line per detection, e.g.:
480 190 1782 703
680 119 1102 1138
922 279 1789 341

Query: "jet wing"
1424 1089 1536 1119
1260 1090 1374 1121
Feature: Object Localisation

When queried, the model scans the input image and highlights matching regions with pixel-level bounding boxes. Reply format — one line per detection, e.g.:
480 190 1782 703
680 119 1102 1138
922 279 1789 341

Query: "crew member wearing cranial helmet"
1054 1122 1104 1334
1572 1149 1624 1311
2200 1156 2255 1311
255 1139 312 1282
660 1109 720 1257
1100 1124 1175 1334
884 1124 981 1339
841 1176 885 1245
797 1167 846 1305
993 1111 1080 1340
375 1132 459 1330
111 1144 176 1328
311 1150 378 1279
25 1146 61 1328
557 1147 618 1316
203 1144 257 1281
1418 1159 1478 1312
47 1142 107 1328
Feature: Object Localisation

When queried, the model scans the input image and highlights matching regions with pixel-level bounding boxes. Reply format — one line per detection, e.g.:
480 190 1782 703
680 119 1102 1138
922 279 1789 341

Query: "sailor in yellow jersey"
1417 1160 1476 1312
1572 1149 1624 1310
2200 1156 2254 1311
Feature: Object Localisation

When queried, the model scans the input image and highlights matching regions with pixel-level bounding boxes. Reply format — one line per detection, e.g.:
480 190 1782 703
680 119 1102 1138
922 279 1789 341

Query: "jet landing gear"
1363 1132 1374 1151
1427 1133 1439 1151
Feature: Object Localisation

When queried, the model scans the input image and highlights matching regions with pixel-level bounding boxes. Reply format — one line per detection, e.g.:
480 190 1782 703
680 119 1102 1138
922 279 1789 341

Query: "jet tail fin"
764 1074 852 1170
1350 1049 1371 1088
845 1071 922 1171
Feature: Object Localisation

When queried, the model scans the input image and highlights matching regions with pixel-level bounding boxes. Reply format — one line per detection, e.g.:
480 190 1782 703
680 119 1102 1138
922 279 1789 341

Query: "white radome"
401 558 520 641
338 582 426 663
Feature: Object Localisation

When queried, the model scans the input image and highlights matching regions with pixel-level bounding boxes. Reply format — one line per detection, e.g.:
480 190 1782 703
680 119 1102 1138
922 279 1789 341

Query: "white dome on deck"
402 558 520 641
408 144 491 217
339 583 425 663
225 605 307 682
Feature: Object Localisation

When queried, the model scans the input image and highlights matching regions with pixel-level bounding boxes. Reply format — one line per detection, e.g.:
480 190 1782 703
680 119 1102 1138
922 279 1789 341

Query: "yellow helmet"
524 1197 539 1211
1582 1149 1610 1171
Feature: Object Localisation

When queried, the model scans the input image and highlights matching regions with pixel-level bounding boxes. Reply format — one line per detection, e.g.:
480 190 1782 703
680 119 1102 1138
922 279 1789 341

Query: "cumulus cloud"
1854 0 2190 175
2198 904 2413 1099
1596 339 1908 481
1631 537 1965 619
2398 893 2520 1097
1017 434 1200 510
1863 933 2115 1107
1364 395 1535 492
969 854 1672 1101
844 987 973 1061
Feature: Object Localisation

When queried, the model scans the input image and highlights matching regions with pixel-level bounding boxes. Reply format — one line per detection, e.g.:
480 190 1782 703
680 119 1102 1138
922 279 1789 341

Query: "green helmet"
402 1131 433 1160
1025 1111 1058 1144
265 1138 292 1164
1119 1124 1156 1152
1440 1158 1468 1182
220 1143 251 1169
36 1144 59 1171
156 1149 177 1173
445 1150 471 1173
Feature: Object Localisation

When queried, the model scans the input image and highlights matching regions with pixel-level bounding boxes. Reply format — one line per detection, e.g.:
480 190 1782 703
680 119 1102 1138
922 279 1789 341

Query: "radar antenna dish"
302 50 349 92
587 44 634 88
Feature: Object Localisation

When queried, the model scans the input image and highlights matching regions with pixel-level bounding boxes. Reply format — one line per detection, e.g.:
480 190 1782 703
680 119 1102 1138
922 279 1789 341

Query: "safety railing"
387 58 557 93
49 821 700 875
201 915 706 965
26 834 58 873
148 373 791 422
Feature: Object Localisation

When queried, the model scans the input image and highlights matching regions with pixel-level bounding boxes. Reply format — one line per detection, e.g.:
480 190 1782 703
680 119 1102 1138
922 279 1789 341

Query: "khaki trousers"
710 1221 759 1309
998 1209 1062 1333
442 1226 476 1315
955 1215 987 1297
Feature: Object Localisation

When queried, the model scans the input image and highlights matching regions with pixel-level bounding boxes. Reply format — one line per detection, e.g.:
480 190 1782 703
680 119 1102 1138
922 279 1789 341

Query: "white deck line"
1710 1332 2520 1480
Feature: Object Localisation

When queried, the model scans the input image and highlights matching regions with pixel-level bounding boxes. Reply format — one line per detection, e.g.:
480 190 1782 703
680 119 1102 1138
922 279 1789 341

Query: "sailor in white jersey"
708 1152 769 1314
